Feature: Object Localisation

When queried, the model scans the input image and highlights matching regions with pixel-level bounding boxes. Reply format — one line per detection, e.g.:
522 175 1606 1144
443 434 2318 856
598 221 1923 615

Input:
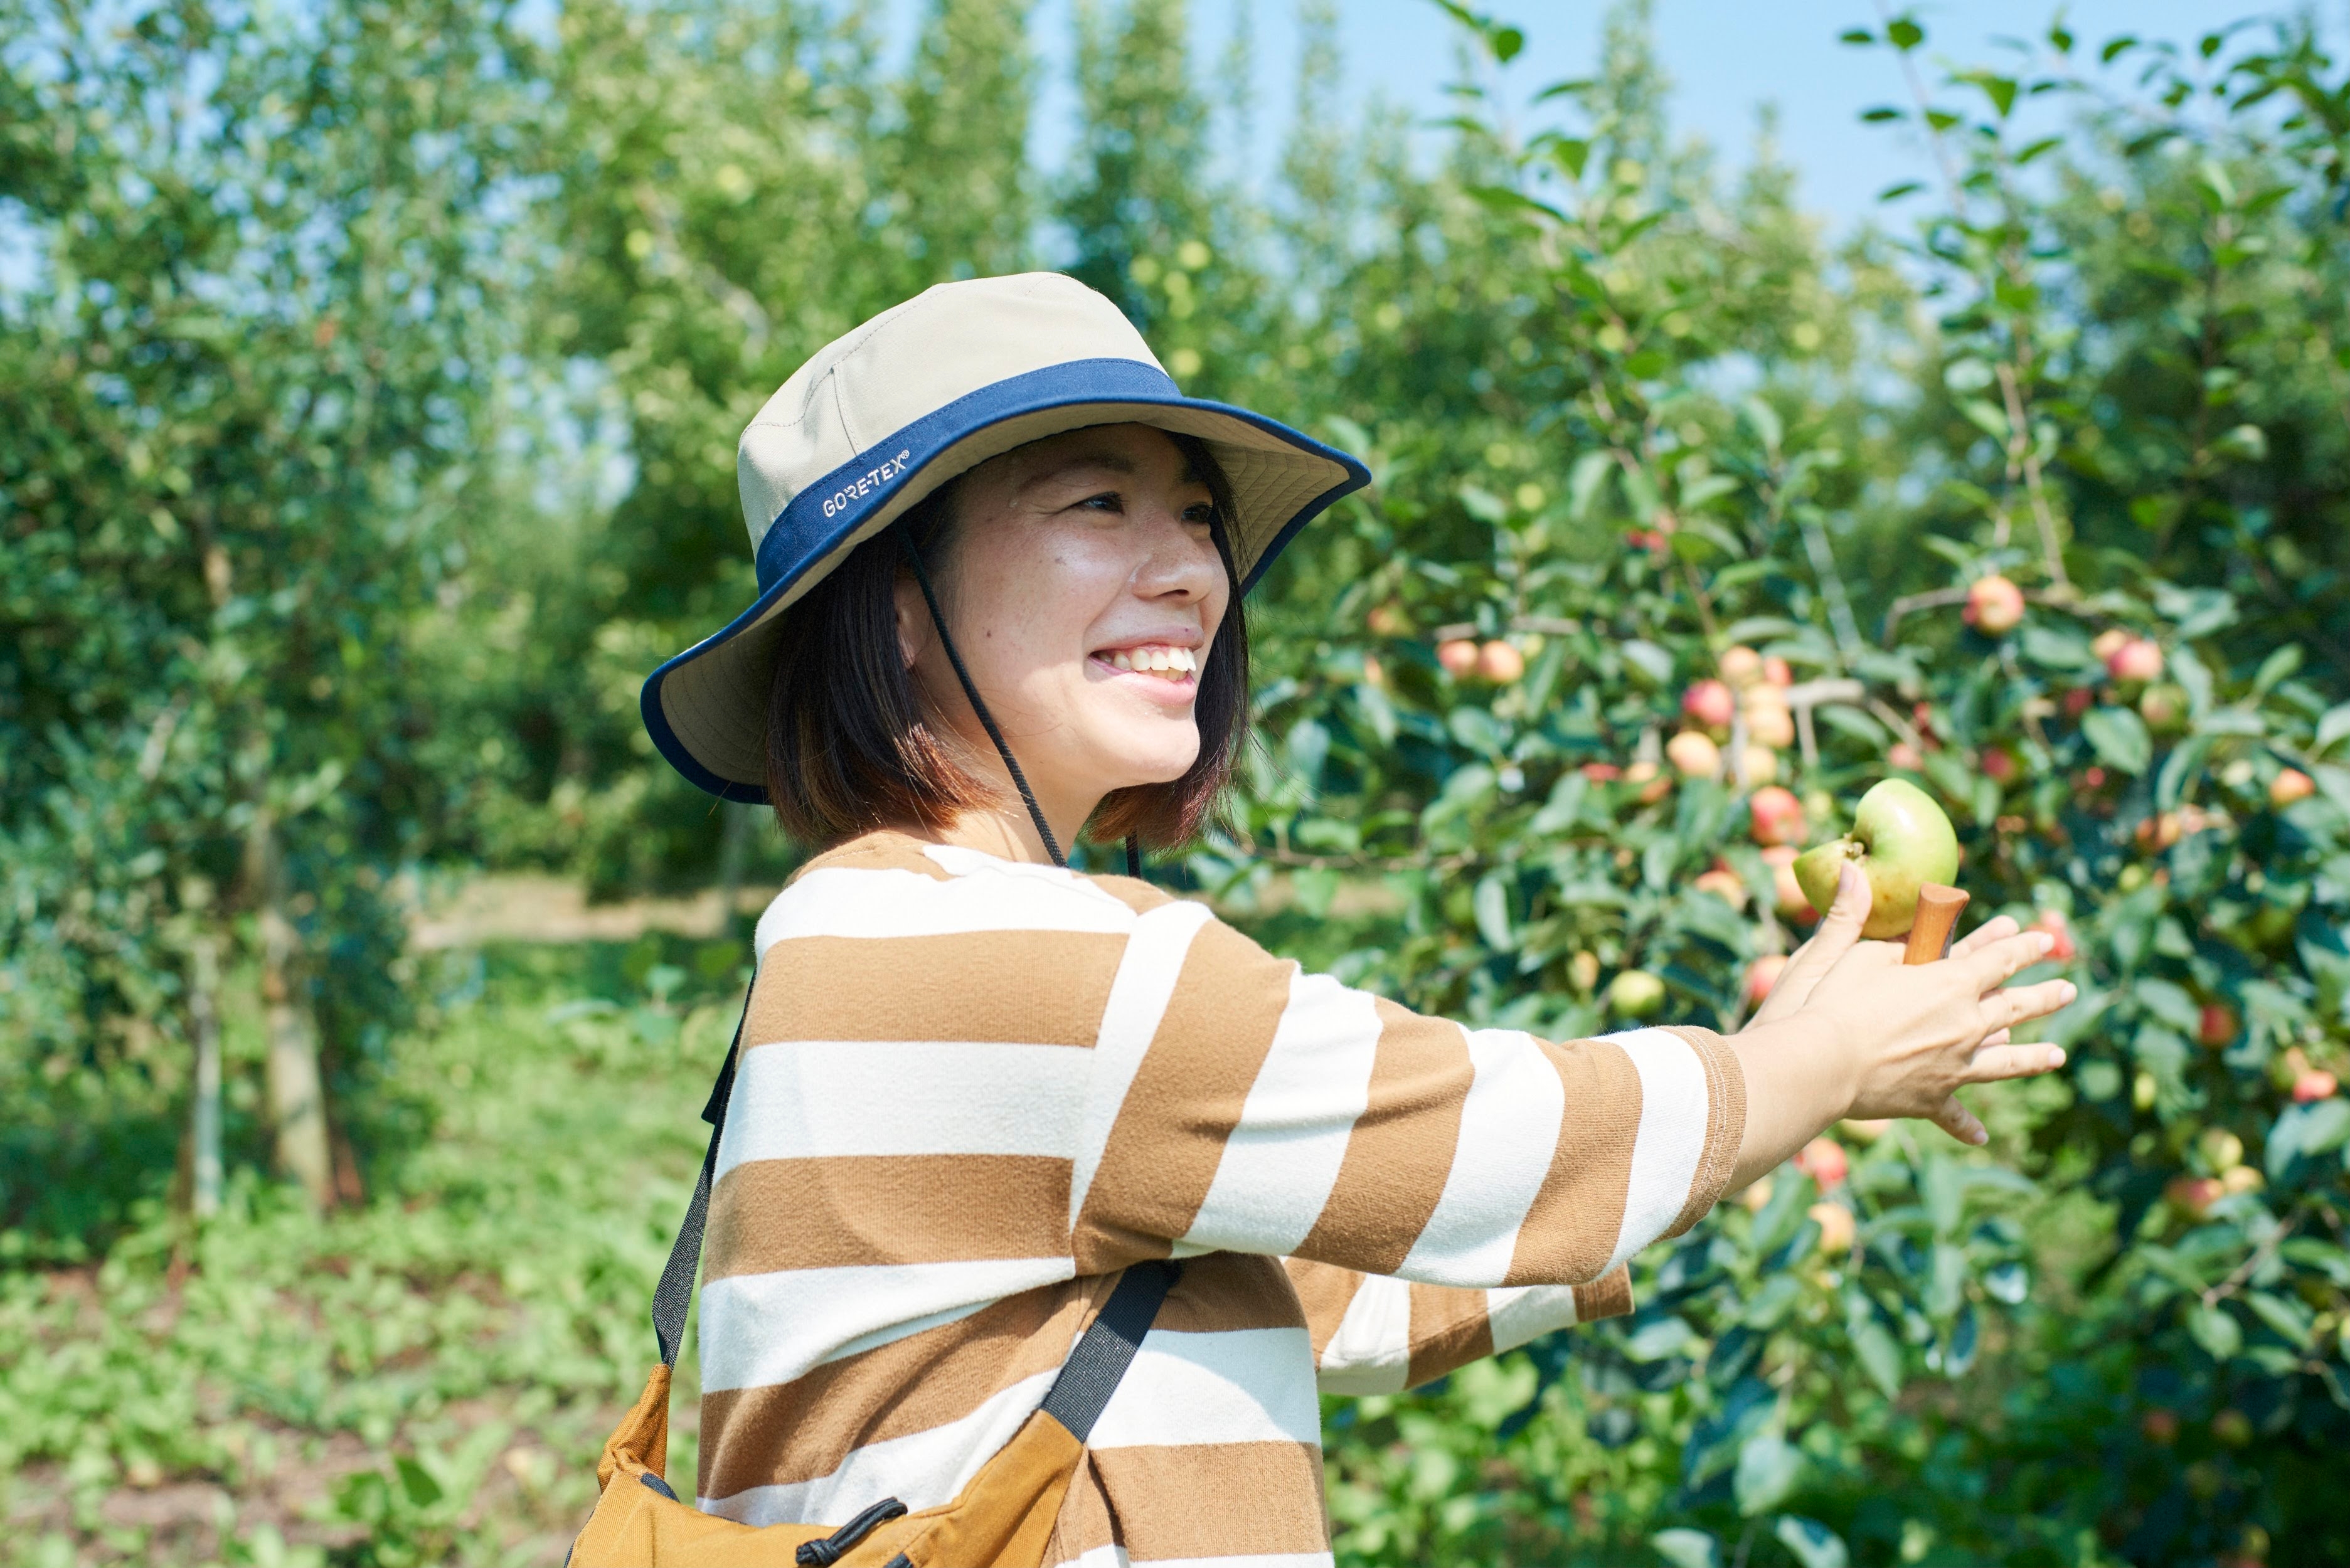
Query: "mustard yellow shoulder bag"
568 997 1177 1567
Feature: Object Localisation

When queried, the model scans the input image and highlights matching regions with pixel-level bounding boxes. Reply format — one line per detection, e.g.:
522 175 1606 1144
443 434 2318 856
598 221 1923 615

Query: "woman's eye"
1184 504 1216 527
1075 490 1123 513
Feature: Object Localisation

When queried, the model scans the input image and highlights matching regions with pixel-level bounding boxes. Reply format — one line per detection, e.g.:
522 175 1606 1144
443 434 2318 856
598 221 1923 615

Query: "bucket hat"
640 271 1371 804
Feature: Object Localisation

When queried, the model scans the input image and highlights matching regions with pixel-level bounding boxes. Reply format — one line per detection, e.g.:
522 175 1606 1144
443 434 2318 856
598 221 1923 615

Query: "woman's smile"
1089 640 1201 694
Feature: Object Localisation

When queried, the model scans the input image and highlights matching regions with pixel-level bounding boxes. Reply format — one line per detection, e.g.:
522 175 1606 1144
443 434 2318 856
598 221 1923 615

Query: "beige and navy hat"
641 271 1371 802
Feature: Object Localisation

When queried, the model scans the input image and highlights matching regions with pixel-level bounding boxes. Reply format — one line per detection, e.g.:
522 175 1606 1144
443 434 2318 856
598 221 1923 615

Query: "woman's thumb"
1816 862 1873 948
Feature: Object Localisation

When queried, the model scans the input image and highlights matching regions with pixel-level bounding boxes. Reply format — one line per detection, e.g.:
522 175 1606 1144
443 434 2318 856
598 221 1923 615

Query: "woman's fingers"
1929 1094 1989 1146
1961 927 2061 989
1967 1041 2067 1082
1949 914 2019 960
1986 978 2078 1031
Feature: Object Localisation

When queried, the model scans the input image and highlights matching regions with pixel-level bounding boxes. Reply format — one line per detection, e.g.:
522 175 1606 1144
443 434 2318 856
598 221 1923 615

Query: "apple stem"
1903 884 1969 965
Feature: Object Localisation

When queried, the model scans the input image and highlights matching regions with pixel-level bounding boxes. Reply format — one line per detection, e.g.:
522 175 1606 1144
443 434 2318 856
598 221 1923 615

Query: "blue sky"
881 0 2285 233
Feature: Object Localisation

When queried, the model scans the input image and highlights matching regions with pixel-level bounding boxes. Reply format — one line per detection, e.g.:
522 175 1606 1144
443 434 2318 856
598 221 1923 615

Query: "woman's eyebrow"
1021 449 1137 492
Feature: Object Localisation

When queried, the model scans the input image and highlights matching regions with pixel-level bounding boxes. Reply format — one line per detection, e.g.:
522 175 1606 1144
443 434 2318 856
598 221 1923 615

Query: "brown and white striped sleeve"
1070 907 1746 1301
1280 1259 1635 1394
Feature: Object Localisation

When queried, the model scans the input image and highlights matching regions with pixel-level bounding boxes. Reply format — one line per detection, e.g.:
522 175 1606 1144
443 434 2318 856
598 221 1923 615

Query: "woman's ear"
893 568 929 672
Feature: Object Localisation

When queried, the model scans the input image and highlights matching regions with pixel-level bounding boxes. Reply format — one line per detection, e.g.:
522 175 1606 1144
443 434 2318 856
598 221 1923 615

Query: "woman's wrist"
1721 1014 1858 1192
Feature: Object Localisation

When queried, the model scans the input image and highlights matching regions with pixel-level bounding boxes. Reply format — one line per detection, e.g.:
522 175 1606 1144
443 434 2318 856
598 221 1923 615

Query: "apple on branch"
1794 778 1961 940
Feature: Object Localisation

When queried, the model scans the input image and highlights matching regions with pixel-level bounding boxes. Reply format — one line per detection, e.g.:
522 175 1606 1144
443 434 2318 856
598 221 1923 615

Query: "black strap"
1040 1259 1180 1442
650 988 1184 1444
897 526 1066 868
651 985 748 1367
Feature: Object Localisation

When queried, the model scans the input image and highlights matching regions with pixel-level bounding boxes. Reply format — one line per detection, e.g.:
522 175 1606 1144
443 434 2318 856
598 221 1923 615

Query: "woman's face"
896 423 1228 837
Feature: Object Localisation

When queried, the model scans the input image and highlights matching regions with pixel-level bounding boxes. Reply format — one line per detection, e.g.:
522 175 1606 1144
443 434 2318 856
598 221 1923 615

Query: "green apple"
1607 968 1667 1017
1794 778 1960 940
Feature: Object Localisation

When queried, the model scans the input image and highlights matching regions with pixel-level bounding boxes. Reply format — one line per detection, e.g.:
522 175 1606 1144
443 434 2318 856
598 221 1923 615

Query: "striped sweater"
696 830 1746 1564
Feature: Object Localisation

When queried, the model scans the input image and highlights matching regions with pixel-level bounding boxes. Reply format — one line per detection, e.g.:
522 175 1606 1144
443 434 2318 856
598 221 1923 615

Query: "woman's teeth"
1105 645 1198 676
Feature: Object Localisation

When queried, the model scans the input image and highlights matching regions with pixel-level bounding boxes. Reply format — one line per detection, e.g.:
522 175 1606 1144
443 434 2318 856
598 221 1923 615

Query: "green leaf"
394 1454 443 1508
1567 450 1615 520
2269 1098 2350 1179
1775 1516 1851 1568
1888 18 1924 49
1852 1320 1904 1399
1838 28 1875 45
2082 707 2152 774
1473 872 1516 951
2313 702 2350 757
1652 1529 1723 1568
1735 1432 1802 1515
2189 1304 2243 1360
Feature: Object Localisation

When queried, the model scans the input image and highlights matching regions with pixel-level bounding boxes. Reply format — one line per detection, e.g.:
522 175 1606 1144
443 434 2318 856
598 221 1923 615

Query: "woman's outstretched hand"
1723 864 2078 1191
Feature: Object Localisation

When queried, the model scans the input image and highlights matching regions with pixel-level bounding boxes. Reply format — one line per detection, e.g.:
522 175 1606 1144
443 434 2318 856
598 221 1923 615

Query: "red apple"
2063 687 2094 718
1437 638 1480 677
1478 639 1526 682
1667 730 1721 778
2166 1175 2221 1219
2271 768 2314 808
1625 761 1671 803
2293 1069 2338 1103
1740 744 1780 786
1683 679 1736 729
1793 778 1961 940
1888 741 1924 771
1980 745 2019 784
2198 1002 2238 1049
1366 602 1411 637
1763 656 1794 688
1750 787 1807 847
1796 1136 1848 1192
1745 702 1795 750
2142 1409 2180 1444
2139 684 2186 731
2092 628 2129 663
1964 574 2026 633
1580 761 1623 783
1809 1201 1856 1255
1718 646 1763 688
2107 637 2164 684
2030 909 2076 962
1743 954 1787 1006
1694 866 1747 907
1762 845 1812 922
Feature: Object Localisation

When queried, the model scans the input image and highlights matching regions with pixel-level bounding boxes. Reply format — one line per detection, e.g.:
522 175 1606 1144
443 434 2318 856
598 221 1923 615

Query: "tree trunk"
188 925 226 1219
250 817 335 1209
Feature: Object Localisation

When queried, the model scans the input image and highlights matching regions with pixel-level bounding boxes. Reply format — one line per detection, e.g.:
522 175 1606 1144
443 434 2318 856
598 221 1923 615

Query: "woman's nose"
1132 509 1223 601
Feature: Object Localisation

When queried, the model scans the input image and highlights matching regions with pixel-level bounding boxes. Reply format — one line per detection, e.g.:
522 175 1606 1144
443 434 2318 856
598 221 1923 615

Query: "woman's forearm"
1722 1018 1856 1193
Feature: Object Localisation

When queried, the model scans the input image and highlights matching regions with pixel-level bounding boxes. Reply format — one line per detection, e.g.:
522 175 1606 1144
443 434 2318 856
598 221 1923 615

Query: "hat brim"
642 361 1371 803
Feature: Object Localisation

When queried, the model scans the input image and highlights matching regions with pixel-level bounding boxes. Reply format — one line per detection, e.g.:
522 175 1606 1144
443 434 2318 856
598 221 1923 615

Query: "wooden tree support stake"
1904 884 1970 965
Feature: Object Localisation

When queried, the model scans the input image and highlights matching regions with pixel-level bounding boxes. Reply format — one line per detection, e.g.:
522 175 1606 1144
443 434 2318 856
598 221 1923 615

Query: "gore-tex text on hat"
820 450 915 519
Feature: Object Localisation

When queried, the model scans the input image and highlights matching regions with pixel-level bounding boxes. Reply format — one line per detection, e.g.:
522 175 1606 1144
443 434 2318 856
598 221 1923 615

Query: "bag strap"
1041 1258 1179 1441
650 984 748 1367
651 985 1184 1424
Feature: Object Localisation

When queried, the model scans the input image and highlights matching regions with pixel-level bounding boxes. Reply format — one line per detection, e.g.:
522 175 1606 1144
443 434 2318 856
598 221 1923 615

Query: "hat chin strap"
895 525 1074 870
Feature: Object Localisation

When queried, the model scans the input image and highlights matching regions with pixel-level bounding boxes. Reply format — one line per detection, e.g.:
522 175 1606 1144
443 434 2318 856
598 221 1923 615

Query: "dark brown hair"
763 431 1251 855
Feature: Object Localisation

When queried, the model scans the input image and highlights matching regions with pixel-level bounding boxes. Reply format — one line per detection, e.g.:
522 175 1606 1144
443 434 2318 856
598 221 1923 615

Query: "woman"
635 273 2073 1564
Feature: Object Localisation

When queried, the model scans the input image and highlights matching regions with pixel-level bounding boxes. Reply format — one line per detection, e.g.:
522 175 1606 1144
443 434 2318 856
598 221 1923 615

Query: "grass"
0 939 747 1567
